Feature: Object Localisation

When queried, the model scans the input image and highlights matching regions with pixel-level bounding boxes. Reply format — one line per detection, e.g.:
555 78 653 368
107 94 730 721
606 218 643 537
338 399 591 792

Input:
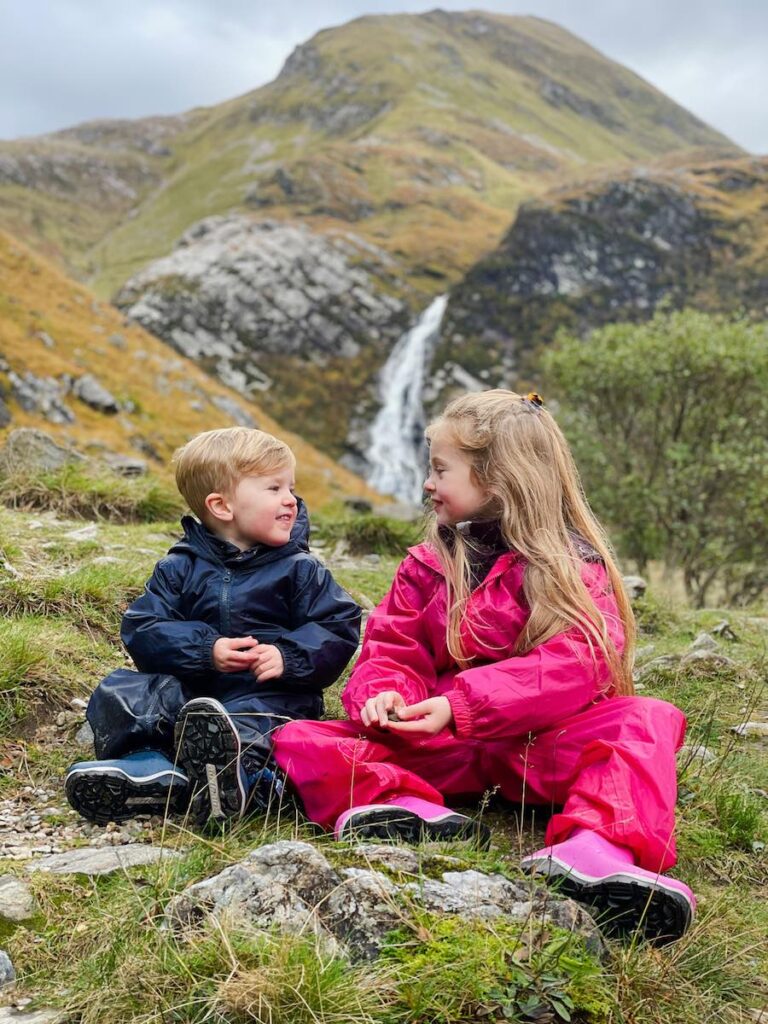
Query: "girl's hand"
361 690 406 728
387 696 453 735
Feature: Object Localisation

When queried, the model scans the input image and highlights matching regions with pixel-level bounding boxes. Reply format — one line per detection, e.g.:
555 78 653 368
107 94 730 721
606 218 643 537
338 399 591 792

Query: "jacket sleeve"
446 562 625 740
272 559 362 691
342 556 438 723
121 556 220 681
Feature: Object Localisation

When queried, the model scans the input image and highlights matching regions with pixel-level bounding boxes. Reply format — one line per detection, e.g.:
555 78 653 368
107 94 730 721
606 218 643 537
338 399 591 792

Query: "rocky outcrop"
0 143 158 204
116 214 414 458
0 876 35 924
28 845 180 876
434 159 768 401
72 374 119 414
6 372 74 425
117 215 408 366
0 429 86 474
166 840 603 962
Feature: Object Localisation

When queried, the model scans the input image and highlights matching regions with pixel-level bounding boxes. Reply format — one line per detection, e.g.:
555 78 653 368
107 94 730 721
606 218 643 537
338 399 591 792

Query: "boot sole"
175 700 246 825
337 805 491 849
522 857 693 945
65 767 188 825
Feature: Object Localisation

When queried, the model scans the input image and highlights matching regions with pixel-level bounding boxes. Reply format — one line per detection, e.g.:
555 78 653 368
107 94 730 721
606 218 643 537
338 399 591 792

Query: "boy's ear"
204 492 233 522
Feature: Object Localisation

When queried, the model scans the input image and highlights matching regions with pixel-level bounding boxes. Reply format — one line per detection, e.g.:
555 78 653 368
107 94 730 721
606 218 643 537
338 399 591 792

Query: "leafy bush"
544 309 768 606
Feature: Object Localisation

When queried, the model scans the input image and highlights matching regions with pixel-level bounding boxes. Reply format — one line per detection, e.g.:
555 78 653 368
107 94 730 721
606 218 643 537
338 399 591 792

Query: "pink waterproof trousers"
274 542 686 873
273 694 685 873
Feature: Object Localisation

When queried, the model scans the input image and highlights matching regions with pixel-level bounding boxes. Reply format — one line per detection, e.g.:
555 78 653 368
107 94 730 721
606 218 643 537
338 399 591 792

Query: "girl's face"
424 434 490 525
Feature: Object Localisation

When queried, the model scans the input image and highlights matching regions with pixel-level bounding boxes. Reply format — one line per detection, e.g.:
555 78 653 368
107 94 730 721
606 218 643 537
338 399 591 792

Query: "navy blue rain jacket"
121 501 361 700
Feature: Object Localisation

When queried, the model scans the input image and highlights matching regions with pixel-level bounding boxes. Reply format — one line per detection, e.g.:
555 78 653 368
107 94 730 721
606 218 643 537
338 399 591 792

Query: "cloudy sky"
1 0 766 152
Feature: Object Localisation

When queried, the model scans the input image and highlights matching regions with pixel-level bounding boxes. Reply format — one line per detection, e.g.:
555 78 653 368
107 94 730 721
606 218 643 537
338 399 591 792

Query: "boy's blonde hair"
173 427 295 519
425 390 635 696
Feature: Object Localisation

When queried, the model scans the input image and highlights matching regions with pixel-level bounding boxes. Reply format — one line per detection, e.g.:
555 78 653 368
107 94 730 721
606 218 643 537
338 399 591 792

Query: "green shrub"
545 310 768 606
632 590 679 635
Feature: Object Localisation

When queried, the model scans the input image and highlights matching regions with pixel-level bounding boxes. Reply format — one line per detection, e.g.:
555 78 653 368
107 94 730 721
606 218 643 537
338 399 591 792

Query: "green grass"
0 463 184 523
313 510 421 557
381 915 610 1023
0 503 766 1022
0 615 119 737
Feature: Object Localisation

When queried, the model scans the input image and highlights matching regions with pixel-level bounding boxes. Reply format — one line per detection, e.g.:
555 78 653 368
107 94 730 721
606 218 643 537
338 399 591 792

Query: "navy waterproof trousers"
87 669 322 771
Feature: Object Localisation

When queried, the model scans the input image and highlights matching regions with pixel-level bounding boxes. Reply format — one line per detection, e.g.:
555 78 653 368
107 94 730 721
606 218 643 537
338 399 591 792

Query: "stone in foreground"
26 844 180 877
165 840 602 961
0 877 35 923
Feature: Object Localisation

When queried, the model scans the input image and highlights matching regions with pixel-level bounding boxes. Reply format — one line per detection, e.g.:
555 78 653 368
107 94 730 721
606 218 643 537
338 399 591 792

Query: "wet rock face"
166 840 603 962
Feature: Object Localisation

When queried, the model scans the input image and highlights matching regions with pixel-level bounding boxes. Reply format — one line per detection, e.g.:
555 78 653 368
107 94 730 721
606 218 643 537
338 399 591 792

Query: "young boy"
65 427 361 825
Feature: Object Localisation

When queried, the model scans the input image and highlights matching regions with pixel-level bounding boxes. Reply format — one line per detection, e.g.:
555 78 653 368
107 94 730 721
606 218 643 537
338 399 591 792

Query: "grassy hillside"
0 230 379 510
0 12 740 298
0 502 765 1022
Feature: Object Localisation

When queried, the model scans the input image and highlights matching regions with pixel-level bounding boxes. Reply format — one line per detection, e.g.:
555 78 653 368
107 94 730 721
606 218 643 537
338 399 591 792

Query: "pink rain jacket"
342 542 625 739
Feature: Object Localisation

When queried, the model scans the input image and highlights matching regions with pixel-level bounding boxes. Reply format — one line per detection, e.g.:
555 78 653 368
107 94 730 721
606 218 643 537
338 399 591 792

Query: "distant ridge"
0 10 739 298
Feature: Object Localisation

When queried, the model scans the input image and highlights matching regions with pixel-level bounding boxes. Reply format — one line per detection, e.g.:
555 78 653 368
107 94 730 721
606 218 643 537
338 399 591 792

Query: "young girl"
273 390 695 944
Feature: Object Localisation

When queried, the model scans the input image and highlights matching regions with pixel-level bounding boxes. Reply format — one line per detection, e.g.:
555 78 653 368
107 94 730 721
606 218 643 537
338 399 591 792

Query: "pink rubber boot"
521 829 695 945
334 795 490 848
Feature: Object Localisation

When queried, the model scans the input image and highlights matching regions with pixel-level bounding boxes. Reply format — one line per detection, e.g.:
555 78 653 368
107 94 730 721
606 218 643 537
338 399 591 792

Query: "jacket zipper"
221 569 232 635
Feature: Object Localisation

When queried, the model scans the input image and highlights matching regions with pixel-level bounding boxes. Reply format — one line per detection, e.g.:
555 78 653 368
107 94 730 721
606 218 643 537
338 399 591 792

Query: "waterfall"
366 294 448 503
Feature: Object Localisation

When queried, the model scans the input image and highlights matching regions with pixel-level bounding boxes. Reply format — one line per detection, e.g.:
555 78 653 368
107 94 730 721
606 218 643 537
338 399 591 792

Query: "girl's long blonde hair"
425 390 635 696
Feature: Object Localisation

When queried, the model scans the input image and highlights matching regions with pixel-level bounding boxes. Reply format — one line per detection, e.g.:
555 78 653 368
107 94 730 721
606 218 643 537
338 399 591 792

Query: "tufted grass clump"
313 510 421 556
0 614 119 736
0 561 148 631
217 931 396 1024
0 619 47 732
611 901 766 1024
0 463 183 523
381 915 611 1023
713 788 765 851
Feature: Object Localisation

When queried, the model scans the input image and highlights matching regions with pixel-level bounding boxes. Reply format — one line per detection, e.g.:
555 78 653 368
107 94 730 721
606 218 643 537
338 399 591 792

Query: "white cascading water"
366 294 448 503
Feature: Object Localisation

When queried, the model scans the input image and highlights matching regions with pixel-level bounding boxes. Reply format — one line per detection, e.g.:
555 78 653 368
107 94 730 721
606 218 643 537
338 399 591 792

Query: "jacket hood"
170 497 310 567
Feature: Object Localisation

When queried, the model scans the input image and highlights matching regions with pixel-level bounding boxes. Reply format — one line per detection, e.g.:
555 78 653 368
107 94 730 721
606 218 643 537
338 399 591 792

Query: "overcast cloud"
1 0 765 152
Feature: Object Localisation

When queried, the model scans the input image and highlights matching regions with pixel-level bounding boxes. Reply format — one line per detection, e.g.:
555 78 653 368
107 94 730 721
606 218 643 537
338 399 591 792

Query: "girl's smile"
424 435 490 525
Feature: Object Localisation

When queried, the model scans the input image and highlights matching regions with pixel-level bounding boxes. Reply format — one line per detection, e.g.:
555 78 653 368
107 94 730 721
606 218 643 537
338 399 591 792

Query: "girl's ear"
204 492 233 522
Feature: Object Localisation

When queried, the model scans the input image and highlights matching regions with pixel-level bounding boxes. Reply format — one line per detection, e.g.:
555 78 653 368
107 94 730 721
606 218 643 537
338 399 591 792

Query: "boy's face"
207 464 298 549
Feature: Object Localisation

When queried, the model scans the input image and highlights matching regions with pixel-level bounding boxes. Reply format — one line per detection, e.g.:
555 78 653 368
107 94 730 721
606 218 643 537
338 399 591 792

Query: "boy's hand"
387 696 453 736
361 690 406 729
251 643 285 682
212 636 260 673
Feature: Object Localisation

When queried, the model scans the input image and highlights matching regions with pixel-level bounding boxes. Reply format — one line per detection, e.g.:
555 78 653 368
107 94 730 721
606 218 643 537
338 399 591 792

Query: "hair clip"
524 392 544 408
